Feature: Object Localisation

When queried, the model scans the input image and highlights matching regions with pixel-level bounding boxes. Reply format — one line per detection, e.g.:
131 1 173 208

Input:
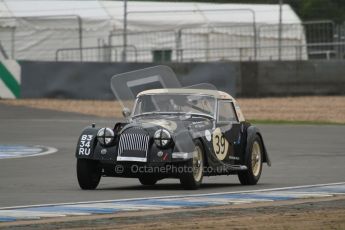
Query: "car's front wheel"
179 140 204 190
139 176 158 186
77 159 101 190
238 134 263 185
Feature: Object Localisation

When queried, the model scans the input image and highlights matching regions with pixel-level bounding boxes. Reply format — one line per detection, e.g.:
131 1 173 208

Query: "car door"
213 99 241 164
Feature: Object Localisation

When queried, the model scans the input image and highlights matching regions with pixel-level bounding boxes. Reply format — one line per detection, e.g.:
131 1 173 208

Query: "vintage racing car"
76 66 271 190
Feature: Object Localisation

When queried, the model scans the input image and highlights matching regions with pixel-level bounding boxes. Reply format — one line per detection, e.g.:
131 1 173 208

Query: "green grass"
249 119 345 125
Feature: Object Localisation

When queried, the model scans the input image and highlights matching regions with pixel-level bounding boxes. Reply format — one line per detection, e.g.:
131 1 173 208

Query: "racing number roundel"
212 128 229 161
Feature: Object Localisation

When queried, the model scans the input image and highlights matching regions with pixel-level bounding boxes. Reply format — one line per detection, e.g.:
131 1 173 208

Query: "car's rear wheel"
180 139 204 190
77 159 101 190
238 134 263 185
139 176 158 186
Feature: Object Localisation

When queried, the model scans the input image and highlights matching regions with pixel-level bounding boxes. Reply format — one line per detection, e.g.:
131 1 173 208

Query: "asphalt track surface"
0 104 344 207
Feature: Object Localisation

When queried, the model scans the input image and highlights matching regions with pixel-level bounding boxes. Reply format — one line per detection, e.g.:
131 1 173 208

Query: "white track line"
0 146 58 160
1 182 344 210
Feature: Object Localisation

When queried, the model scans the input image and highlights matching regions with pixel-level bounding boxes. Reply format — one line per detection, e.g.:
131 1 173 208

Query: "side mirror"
122 107 131 118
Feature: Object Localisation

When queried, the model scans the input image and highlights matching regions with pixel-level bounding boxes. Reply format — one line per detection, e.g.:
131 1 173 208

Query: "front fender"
246 126 271 166
173 129 195 153
75 127 99 159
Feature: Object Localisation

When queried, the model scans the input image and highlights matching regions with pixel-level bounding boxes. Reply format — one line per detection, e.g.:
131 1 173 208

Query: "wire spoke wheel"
192 145 203 182
251 141 262 177
180 139 204 190
238 134 263 185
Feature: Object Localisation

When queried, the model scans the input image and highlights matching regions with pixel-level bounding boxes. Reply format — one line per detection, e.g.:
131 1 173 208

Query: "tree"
133 0 345 23
300 0 345 23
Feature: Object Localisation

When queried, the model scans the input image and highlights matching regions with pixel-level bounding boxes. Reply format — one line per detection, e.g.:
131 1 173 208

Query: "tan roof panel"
138 88 234 100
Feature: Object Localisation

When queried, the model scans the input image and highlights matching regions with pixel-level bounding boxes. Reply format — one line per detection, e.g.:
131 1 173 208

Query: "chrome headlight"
97 128 115 146
154 129 172 148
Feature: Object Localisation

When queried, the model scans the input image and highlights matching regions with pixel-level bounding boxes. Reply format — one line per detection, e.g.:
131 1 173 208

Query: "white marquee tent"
0 0 307 61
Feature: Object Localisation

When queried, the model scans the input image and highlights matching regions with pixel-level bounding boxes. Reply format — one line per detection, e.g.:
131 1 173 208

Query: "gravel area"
1 96 345 123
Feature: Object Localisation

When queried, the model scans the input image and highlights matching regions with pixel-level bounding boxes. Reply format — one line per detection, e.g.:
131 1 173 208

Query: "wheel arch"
196 137 209 167
246 126 271 166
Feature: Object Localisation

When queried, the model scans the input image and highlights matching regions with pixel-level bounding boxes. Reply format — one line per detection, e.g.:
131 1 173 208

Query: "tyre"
238 134 263 185
180 139 204 190
138 176 158 186
77 159 101 190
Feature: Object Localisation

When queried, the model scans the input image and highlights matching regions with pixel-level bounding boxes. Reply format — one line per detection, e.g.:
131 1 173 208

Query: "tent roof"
0 1 301 30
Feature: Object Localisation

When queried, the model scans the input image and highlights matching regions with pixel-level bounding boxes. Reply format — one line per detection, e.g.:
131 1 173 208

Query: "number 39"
215 135 226 155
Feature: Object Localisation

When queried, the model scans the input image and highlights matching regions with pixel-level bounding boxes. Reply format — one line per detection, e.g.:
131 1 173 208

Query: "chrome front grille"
118 132 150 156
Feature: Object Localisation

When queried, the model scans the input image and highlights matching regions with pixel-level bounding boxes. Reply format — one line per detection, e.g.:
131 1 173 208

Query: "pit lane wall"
19 62 238 99
12 61 345 99
238 61 345 97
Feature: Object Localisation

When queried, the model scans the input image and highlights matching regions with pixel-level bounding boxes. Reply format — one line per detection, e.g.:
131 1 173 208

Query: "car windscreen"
133 94 216 118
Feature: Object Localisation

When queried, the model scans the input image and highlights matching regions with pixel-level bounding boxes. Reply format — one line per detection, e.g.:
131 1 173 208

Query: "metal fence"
0 15 82 60
56 45 138 62
108 24 261 62
1 15 345 62
55 43 345 62
106 20 340 62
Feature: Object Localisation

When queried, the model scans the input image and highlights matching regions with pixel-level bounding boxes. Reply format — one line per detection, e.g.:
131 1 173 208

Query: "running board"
203 164 248 176
227 165 248 171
